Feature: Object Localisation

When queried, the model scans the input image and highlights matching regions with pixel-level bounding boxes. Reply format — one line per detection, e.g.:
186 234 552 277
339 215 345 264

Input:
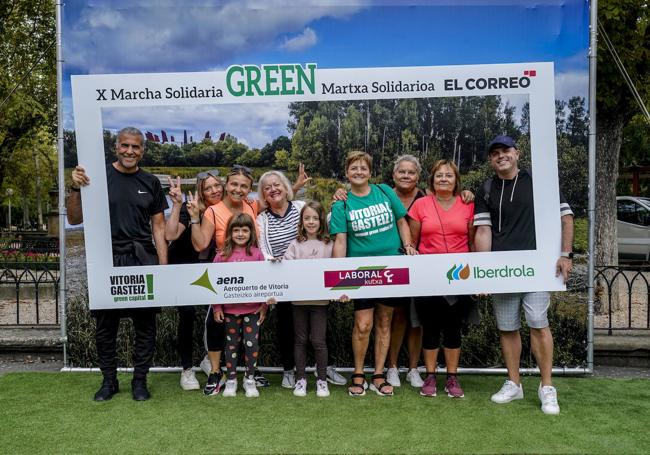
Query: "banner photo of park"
72 63 565 309
62 0 590 369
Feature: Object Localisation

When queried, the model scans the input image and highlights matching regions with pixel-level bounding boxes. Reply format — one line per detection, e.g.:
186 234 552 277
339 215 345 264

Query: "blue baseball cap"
488 135 517 153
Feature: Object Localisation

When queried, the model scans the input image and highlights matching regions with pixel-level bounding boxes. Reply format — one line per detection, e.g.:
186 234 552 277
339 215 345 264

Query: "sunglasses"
230 164 252 176
196 169 220 179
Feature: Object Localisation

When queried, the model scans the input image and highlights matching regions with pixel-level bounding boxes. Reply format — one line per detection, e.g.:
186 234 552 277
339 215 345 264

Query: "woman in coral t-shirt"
408 160 474 399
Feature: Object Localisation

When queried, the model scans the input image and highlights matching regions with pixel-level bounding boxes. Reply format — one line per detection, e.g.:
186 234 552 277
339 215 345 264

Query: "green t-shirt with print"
330 183 407 257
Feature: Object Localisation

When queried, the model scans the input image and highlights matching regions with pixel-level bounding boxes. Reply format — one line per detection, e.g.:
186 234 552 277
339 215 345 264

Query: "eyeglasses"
230 164 252 176
196 169 220 179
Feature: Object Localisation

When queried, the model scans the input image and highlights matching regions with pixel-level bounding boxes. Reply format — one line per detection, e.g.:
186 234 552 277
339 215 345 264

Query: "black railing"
594 265 650 334
0 237 60 326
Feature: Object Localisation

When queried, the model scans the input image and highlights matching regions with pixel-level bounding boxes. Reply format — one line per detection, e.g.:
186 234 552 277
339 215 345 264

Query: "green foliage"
573 218 588 254
273 149 290 169
303 178 342 212
66 287 587 369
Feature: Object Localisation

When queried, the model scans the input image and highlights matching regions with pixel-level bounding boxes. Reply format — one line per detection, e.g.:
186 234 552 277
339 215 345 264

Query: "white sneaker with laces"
386 367 401 387
316 379 330 397
325 366 347 385
293 378 307 397
282 370 296 389
199 356 211 377
222 379 237 397
538 384 560 415
405 368 424 388
243 376 259 398
491 379 524 404
180 368 200 390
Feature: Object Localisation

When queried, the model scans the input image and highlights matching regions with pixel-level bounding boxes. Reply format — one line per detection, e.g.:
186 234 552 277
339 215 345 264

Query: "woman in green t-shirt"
330 151 417 397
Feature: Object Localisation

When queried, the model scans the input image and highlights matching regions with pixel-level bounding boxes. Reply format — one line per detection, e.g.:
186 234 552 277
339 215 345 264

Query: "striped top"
257 201 305 259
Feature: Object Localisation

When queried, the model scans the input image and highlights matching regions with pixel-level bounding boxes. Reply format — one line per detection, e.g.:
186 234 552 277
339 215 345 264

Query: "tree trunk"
595 118 623 266
595 117 624 313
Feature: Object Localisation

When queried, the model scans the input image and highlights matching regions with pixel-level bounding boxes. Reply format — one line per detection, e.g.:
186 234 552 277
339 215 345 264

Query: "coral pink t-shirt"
408 195 474 254
212 246 266 315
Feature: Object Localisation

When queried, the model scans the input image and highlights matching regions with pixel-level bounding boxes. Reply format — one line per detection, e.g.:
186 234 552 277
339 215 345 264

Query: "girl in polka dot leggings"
212 214 276 397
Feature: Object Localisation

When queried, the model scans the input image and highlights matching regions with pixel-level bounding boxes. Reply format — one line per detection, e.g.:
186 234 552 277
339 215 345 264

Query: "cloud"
554 70 588 101
100 102 291 149
280 27 318 52
63 1 365 74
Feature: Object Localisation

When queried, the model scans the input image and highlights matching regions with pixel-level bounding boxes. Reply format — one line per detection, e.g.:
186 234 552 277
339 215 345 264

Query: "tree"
0 0 55 191
595 0 650 265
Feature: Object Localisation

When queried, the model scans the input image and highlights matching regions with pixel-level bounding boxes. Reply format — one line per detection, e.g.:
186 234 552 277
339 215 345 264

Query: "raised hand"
167 176 183 205
186 190 200 220
295 162 312 189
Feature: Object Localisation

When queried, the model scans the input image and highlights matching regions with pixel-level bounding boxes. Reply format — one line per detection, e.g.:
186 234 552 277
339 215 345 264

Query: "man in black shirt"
474 135 574 415
67 126 168 401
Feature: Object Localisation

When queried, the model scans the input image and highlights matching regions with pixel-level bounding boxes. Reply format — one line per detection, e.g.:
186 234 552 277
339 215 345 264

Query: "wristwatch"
190 219 200 225
560 252 574 259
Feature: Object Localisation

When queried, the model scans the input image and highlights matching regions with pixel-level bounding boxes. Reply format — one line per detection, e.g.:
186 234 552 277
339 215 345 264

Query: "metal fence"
0 237 60 326
594 265 650 334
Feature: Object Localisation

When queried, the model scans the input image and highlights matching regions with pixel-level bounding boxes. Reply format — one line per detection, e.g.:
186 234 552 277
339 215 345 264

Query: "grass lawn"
1 372 648 454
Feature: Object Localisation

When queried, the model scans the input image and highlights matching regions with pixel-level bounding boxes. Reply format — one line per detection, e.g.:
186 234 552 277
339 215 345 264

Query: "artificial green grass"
1 373 649 454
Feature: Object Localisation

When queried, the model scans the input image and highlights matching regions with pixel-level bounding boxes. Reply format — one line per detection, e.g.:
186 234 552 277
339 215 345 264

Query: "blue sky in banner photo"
62 0 589 148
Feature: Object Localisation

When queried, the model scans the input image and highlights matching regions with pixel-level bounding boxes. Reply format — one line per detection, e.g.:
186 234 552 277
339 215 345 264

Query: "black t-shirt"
474 169 573 251
168 203 216 264
107 164 168 246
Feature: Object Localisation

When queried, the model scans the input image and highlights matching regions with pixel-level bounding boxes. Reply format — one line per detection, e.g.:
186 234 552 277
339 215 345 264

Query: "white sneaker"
325 366 347 385
316 379 330 397
293 378 307 397
282 370 296 389
222 379 237 397
180 368 200 391
491 379 524 404
386 367 401 387
243 376 259 398
405 368 424 388
538 384 560 415
199 356 211 377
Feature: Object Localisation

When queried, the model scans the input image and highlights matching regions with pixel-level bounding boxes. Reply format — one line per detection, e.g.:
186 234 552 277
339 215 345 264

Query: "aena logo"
447 264 470 283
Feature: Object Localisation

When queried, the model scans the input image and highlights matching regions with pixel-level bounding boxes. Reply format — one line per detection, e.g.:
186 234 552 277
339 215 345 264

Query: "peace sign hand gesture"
295 163 312 189
186 190 200 220
167 176 183 205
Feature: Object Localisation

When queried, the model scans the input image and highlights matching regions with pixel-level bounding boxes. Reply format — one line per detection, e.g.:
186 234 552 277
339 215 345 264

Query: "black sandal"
348 373 366 397
369 374 394 396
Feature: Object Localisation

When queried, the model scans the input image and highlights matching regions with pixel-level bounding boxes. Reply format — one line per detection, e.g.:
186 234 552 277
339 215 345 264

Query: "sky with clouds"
63 0 589 148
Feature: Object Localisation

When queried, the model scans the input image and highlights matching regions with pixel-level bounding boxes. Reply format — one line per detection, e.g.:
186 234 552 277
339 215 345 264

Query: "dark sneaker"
94 378 119 402
131 378 151 401
420 374 437 397
254 370 270 388
444 375 465 398
203 373 222 396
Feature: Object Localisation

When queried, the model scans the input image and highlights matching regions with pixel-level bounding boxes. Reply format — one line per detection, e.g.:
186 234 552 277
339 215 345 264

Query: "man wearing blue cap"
474 135 574 415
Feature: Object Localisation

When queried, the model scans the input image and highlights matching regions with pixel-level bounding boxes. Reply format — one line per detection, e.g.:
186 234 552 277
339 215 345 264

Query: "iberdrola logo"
447 264 470 283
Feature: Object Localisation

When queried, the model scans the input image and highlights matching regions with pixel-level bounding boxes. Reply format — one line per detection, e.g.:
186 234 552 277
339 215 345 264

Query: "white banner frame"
71 62 565 310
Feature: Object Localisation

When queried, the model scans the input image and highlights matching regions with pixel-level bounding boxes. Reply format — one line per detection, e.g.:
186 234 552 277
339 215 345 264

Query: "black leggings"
415 296 464 350
204 306 225 352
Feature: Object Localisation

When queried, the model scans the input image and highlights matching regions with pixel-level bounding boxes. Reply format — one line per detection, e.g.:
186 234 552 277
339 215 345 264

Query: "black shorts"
353 297 406 312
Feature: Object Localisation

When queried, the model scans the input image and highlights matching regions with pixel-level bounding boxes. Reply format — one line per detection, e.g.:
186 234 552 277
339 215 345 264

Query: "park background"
59 1 592 368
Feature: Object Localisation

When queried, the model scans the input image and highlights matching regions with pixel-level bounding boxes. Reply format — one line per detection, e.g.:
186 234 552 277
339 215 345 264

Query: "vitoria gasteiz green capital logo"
110 273 154 302
447 264 535 284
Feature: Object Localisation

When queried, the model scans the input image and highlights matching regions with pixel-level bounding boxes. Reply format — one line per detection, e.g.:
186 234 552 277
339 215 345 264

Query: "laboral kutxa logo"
447 263 535 284
110 273 154 302
324 266 409 290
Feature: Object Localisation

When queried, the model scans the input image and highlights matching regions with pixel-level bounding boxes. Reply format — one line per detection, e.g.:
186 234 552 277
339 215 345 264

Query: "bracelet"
190 219 200 225
69 186 81 192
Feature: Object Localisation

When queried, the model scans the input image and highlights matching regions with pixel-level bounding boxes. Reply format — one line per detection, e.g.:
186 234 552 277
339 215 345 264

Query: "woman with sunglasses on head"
166 170 224 391
187 165 260 394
